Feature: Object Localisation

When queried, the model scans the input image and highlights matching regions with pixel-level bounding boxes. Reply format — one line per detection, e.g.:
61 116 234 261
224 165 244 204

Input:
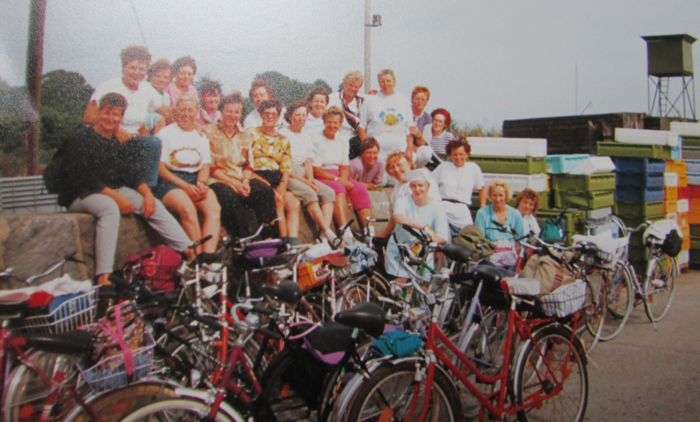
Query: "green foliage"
450 121 503 138
252 71 332 107
41 69 93 117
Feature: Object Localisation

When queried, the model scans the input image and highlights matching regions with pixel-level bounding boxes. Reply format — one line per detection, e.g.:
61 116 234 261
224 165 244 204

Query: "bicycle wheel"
3 351 84 422
454 309 509 419
346 361 462 422
66 381 177 422
119 397 234 422
644 254 678 322
580 273 607 353
599 265 634 342
514 324 588 422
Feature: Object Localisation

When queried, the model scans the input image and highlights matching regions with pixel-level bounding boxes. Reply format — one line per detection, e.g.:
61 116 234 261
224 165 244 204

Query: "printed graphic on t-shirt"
169 147 202 169
379 108 404 133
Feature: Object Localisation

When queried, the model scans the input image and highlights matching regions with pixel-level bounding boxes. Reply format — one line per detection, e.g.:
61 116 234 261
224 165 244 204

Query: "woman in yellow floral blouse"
205 93 278 240
243 99 301 245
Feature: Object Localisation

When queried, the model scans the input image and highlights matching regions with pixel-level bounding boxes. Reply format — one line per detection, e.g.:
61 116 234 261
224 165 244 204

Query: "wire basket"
537 280 587 318
11 288 99 336
583 236 629 269
78 329 155 393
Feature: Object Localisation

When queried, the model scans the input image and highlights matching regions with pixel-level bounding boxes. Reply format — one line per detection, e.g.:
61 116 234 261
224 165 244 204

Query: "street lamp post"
364 0 381 93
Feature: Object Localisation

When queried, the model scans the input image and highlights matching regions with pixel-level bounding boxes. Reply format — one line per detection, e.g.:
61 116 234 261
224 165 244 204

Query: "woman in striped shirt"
419 108 456 160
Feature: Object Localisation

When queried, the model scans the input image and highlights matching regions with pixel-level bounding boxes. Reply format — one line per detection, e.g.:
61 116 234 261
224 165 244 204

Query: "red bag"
126 245 182 292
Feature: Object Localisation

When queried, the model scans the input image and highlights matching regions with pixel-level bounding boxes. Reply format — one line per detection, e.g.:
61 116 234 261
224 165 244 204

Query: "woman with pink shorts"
312 106 374 244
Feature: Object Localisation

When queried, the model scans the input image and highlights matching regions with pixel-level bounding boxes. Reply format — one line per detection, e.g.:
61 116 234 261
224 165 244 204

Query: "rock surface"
0 188 393 287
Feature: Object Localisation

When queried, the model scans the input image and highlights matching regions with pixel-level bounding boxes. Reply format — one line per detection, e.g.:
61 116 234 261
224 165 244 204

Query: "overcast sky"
2 0 700 129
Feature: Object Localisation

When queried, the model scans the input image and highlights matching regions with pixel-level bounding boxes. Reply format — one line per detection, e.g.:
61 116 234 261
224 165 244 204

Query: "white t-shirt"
312 132 350 170
522 214 541 237
242 108 287 130
359 92 412 159
329 91 364 141
90 78 163 134
279 127 314 167
432 162 485 227
390 169 442 204
158 124 211 173
303 113 325 135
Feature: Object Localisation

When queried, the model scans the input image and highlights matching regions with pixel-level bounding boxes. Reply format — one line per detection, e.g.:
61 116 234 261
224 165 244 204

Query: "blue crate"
546 154 590 174
615 187 664 202
685 159 700 173
615 172 664 188
611 157 666 174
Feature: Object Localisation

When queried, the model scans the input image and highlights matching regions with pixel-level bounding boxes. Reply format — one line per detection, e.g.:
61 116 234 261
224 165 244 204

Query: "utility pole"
364 0 381 93
24 0 47 176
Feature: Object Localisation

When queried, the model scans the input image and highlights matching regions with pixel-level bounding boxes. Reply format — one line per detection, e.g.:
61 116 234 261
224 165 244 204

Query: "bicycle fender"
173 388 247 422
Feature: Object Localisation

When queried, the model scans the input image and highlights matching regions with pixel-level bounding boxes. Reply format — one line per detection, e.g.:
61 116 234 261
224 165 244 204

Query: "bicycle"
338 262 589 422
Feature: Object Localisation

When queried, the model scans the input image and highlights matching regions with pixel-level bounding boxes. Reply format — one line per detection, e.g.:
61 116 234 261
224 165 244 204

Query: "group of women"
68 46 543 283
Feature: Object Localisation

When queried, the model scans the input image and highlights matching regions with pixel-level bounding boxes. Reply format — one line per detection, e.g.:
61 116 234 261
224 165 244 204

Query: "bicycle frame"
420 299 582 421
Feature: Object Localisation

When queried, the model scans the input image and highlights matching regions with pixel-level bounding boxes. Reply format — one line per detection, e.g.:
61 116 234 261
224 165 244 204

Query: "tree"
252 71 332 106
40 70 93 117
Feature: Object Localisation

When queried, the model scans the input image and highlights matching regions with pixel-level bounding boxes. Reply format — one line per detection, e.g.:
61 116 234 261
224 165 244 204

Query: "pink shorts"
318 169 372 210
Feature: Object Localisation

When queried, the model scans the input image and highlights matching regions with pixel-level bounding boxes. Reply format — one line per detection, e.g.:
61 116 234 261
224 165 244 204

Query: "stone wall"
0 188 392 288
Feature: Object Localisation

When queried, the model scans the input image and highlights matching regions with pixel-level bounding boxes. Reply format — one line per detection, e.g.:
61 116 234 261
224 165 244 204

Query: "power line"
129 0 148 49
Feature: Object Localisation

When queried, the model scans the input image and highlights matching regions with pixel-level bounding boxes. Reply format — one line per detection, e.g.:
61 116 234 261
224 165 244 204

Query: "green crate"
597 142 673 159
468 156 546 175
554 190 615 210
618 214 665 231
691 225 700 238
551 173 616 192
536 208 586 244
681 136 700 147
691 237 700 250
691 249 700 264
629 260 647 275
629 245 650 262
614 200 665 218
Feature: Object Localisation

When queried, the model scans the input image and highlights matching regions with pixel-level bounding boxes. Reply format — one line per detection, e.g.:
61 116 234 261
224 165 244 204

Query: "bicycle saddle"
472 264 509 285
26 329 92 356
261 281 302 305
334 302 386 339
0 301 28 320
435 243 474 264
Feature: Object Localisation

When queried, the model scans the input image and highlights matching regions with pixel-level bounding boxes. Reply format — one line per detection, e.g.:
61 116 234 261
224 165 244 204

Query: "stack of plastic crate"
466 137 549 222
669 122 700 268
612 157 666 269
666 160 690 270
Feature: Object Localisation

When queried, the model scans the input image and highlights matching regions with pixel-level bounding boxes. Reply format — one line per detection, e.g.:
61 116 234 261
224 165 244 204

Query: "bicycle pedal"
651 279 666 288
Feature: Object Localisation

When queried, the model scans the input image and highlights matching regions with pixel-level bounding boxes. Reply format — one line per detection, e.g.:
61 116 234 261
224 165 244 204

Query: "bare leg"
307 201 330 232
284 192 301 239
275 192 288 238
333 193 349 229
194 189 221 253
321 201 334 227
162 189 203 252
357 208 372 229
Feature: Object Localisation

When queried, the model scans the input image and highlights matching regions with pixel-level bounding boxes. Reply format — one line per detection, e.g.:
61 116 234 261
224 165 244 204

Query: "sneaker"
342 230 355 246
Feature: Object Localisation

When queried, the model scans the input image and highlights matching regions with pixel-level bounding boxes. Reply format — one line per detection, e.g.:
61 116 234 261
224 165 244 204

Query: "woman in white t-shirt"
302 87 329 135
154 93 221 253
515 189 541 237
432 138 485 235
279 100 337 243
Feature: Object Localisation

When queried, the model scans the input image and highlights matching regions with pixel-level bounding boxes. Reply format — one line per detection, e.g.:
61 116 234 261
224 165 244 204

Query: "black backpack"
661 229 682 258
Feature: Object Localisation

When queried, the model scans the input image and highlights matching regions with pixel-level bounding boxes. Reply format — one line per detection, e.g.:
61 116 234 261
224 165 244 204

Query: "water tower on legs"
642 34 696 119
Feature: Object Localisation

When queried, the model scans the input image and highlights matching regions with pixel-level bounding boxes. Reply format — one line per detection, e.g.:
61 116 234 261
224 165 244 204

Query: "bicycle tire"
345 361 462 422
514 324 588 422
65 380 177 422
599 265 634 342
580 273 607 353
119 397 234 422
259 347 318 422
644 254 678 322
2 351 84 422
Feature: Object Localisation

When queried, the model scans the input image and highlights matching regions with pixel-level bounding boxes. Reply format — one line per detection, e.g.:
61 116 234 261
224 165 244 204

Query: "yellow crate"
666 160 687 176
679 212 689 228
665 186 678 201
664 199 677 213
679 174 688 187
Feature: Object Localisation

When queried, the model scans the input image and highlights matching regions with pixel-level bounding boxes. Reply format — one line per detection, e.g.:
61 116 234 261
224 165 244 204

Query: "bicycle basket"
334 244 378 280
126 245 182 292
537 279 586 318
595 236 629 268
11 288 98 336
79 329 155 393
296 256 333 291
